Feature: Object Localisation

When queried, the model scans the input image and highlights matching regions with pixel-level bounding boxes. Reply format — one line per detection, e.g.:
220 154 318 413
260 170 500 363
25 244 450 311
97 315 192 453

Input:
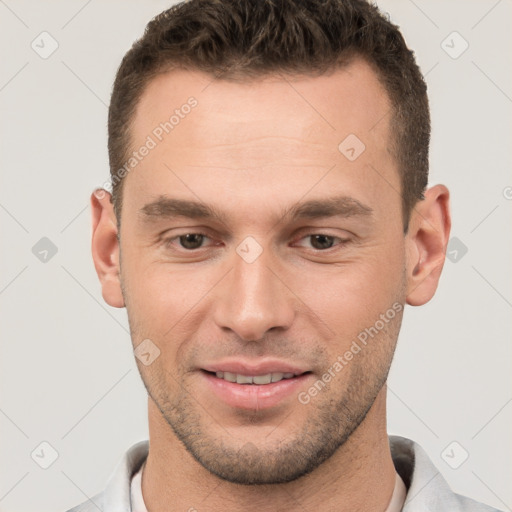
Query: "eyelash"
162 232 350 252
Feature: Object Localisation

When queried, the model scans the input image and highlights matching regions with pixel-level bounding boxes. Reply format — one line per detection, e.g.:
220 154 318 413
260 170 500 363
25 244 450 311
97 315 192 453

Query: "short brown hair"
108 0 429 231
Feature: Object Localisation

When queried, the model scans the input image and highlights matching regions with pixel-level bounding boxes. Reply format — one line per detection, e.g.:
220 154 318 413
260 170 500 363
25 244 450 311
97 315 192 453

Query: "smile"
200 369 313 410
212 371 299 385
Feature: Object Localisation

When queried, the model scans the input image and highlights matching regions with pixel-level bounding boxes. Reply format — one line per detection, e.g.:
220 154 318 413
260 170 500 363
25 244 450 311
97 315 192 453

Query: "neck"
142 385 396 512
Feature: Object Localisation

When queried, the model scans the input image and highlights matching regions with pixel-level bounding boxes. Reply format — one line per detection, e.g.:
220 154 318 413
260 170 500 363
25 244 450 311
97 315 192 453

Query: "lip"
200 370 313 410
201 359 309 376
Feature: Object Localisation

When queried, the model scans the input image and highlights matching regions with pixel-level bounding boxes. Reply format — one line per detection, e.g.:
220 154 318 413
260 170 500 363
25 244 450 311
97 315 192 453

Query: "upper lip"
201 359 309 376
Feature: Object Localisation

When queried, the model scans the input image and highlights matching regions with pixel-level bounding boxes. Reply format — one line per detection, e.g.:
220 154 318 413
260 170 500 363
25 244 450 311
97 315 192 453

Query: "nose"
212 243 295 342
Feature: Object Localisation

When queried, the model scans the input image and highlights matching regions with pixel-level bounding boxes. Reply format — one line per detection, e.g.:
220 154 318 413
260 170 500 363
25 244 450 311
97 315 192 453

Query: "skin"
91 58 450 511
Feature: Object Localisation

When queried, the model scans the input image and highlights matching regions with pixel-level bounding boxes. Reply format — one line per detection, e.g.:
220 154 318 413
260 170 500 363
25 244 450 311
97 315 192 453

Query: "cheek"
290 248 405 341
123 242 178 303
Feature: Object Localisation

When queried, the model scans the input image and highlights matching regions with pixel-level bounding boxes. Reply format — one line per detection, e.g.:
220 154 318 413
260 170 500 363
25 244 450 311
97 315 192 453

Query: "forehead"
132 58 391 149
122 58 399 226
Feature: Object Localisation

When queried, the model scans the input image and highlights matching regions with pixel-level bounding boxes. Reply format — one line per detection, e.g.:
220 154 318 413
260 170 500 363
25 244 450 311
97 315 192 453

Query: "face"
94 59 442 485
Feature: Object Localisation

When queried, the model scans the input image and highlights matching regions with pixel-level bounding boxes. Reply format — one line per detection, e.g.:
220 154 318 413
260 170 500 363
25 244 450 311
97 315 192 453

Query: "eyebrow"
139 195 373 225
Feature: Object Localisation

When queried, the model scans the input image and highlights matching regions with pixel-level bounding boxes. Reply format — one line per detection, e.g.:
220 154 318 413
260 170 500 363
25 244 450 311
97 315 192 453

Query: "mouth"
202 369 310 385
199 368 313 410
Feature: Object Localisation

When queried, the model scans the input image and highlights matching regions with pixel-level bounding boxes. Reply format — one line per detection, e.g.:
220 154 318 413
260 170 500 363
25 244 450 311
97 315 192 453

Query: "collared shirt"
130 462 407 512
66 435 502 512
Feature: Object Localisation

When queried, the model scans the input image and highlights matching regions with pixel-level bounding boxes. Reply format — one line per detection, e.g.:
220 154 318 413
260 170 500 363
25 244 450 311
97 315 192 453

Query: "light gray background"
0 1 511 511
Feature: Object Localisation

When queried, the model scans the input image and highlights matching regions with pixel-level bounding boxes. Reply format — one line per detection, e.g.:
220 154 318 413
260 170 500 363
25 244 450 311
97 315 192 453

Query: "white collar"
130 461 407 512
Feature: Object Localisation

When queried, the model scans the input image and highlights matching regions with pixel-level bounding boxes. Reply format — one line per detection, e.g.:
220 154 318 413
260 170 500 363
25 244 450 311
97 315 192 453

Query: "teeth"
223 372 236 382
213 371 298 385
253 374 272 385
236 374 253 384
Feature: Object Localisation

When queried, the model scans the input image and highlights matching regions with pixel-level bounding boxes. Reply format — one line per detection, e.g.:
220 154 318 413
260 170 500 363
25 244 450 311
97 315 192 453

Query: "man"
68 0 501 510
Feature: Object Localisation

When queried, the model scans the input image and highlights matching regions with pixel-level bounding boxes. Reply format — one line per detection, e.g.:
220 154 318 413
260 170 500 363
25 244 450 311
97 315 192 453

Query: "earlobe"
405 185 451 306
90 189 125 308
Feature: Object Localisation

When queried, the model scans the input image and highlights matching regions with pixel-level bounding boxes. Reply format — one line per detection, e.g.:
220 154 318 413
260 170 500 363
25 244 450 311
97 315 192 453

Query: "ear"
405 184 451 306
90 189 125 308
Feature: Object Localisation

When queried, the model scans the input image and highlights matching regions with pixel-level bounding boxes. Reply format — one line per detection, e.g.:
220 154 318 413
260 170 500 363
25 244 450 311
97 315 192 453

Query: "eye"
164 233 212 250
294 234 349 251
162 232 349 253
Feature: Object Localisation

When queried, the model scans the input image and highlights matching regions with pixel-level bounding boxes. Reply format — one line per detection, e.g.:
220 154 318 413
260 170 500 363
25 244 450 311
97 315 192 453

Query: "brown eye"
309 235 336 250
179 234 205 249
292 233 350 252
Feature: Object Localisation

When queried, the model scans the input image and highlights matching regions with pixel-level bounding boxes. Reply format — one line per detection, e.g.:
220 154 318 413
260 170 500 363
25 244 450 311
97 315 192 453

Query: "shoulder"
64 440 149 512
389 435 503 512
65 492 103 512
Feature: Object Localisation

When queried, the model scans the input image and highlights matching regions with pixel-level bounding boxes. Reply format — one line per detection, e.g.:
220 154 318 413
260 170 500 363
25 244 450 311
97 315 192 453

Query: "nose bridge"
213 239 294 341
